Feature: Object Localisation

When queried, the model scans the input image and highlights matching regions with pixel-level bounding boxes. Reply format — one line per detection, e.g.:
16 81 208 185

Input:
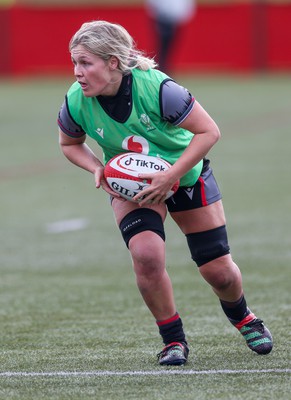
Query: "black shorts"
165 159 222 212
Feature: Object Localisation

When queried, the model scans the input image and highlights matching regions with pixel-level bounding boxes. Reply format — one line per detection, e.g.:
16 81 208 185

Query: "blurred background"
1 0 291 76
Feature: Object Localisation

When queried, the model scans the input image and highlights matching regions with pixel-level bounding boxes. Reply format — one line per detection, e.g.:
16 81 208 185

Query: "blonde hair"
69 20 157 73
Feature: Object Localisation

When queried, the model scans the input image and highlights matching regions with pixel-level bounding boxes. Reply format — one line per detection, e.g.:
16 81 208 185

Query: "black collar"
97 74 133 123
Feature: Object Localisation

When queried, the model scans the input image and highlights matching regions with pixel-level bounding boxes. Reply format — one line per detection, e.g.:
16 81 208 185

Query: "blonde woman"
58 21 272 366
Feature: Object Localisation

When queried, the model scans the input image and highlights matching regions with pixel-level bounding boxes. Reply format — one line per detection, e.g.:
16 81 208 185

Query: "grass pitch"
0 74 290 399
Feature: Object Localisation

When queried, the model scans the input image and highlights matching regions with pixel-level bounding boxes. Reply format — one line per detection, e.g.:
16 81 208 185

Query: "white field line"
0 369 290 378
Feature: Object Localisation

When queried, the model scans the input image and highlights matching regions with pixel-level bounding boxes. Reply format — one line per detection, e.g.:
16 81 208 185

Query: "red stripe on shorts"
198 177 208 206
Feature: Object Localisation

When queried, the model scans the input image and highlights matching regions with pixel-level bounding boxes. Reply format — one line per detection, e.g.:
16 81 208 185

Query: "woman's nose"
74 64 83 77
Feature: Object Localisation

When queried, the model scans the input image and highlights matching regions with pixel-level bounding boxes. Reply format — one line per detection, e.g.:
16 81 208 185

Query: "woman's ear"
109 56 119 70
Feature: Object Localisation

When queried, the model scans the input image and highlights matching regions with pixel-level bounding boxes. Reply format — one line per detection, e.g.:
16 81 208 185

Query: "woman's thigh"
170 200 226 234
111 198 167 225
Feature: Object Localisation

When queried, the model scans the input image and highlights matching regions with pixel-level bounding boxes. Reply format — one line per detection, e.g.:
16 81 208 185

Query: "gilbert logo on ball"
104 152 179 202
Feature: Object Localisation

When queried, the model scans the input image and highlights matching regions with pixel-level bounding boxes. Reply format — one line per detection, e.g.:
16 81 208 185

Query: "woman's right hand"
94 166 121 198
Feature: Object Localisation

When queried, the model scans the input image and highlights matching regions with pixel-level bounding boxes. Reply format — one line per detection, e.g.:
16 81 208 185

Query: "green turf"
0 74 290 399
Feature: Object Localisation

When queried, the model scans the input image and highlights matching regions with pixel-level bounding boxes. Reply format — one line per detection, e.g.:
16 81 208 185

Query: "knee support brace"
119 208 165 248
186 225 230 267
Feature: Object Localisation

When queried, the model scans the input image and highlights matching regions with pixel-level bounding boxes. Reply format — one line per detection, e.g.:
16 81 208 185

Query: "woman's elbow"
209 123 221 145
214 125 221 143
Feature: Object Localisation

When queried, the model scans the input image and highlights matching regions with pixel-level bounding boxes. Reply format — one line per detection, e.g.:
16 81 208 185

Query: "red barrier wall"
1 3 291 75
0 7 12 74
267 4 291 70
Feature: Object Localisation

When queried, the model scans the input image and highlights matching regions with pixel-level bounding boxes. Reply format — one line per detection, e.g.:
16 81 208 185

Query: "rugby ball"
104 152 179 202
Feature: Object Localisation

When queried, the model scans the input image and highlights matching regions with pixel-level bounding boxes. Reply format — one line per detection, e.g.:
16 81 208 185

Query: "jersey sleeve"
57 96 86 138
160 79 195 126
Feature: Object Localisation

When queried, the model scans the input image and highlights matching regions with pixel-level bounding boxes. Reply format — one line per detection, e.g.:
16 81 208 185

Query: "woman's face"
71 44 121 97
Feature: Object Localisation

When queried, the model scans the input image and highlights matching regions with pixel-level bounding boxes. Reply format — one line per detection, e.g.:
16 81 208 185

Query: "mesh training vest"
66 68 202 186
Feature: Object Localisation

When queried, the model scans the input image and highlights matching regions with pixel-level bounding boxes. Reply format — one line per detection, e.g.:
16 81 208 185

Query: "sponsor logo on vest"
122 135 149 154
140 114 155 131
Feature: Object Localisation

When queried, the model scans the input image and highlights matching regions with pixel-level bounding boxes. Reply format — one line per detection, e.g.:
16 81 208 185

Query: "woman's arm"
134 101 220 205
59 129 102 174
59 129 118 196
165 100 220 183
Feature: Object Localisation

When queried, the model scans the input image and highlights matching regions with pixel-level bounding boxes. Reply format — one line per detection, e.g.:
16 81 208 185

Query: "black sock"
156 313 187 345
220 295 250 323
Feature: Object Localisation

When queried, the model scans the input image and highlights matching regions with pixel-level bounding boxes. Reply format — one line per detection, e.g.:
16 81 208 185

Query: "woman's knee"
199 255 242 291
129 232 166 276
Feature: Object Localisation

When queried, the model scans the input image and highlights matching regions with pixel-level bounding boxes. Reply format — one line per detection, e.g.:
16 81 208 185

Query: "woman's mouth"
78 81 88 90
